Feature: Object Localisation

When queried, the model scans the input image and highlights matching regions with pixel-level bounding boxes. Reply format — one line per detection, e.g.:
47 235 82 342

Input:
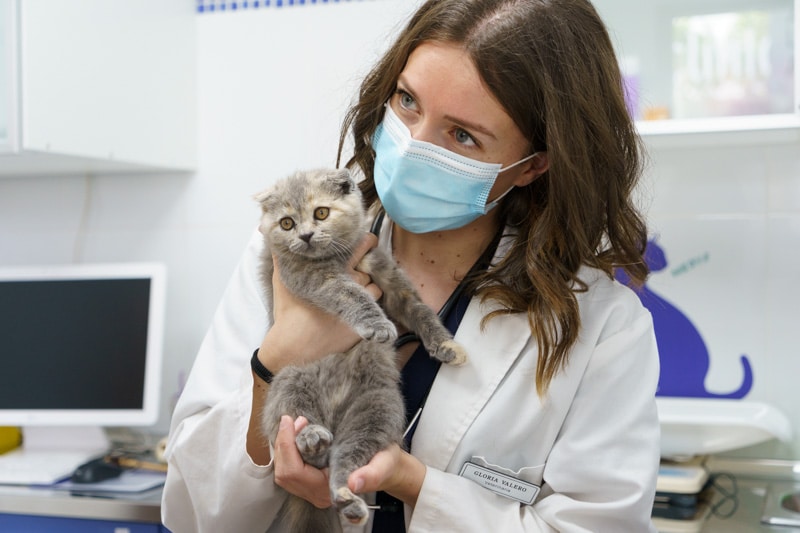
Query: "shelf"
594 0 799 142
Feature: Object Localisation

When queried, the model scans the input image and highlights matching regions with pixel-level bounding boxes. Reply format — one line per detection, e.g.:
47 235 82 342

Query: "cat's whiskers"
329 238 355 263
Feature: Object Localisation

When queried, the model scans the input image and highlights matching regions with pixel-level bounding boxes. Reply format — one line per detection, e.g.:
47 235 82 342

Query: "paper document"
51 469 166 493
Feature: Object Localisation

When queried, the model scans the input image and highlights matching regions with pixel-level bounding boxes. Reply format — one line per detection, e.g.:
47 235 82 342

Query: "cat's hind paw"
333 487 369 525
431 339 468 366
296 424 333 469
357 318 397 344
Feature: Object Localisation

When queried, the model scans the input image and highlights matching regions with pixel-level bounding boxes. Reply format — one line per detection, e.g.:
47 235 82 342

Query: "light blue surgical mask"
372 104 536 233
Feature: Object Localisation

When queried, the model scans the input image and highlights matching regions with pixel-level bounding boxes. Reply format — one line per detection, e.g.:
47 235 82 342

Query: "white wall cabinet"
594 0 799 143
0 0 195 176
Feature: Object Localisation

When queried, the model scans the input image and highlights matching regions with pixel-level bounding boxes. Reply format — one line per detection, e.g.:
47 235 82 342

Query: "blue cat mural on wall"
615 239 753 398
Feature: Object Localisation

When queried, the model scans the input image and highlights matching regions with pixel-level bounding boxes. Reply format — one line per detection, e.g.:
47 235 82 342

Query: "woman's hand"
348 444 427 508
350 232 382 301
258 233 381 373
247 233 382 468
273 415 331 509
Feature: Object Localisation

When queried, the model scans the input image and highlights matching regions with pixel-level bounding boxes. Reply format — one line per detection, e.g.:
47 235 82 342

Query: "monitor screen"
0 263 166 427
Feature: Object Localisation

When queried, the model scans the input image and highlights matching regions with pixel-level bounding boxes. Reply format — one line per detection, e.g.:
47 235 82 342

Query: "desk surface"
0 483 162 523
2 467 797 531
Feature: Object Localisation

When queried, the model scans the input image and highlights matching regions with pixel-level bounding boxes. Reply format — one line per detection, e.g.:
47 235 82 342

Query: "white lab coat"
162 225 660 533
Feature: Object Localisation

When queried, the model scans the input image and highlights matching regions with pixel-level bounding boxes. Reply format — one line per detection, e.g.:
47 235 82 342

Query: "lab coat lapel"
410 297 530 471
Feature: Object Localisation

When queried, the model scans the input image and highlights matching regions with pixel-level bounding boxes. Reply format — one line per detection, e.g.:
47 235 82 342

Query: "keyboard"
0 449 102 486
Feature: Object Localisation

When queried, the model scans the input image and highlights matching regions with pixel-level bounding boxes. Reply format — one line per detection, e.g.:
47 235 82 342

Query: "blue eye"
397 89 416 110
454 128 476 146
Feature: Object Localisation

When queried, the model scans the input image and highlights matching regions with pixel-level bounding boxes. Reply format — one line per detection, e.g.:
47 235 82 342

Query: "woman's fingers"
348 445 426 507
266 254 362 359
273 415 332 509
350 233 383 300
349 233 379 271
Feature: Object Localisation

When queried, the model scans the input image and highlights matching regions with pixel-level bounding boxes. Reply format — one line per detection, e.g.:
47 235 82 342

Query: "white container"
658 397 793 459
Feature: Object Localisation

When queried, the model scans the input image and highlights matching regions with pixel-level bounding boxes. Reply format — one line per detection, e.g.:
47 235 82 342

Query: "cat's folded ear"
253 188 274 235
253 187 274 210
324 168 356 197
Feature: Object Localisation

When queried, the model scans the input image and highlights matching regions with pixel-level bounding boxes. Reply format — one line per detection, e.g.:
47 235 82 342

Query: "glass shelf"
594 0 798 138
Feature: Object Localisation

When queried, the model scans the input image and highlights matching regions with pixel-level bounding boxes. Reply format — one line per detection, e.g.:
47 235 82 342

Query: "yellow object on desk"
106 454 168 473
0 427 22 454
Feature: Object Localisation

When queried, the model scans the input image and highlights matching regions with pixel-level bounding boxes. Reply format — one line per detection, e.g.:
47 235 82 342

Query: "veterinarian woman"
162 0 660 531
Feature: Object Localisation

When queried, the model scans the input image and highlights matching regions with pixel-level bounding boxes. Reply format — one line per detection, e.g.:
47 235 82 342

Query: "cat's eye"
314 207 330 221
279 217 295 230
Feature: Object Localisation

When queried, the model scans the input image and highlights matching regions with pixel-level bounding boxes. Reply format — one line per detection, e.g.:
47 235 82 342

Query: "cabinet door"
0 0 194 175
594 0 798 135
0 0 18 152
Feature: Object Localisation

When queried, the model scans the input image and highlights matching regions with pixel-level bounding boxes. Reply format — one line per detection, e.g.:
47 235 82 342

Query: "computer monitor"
0 262 166 454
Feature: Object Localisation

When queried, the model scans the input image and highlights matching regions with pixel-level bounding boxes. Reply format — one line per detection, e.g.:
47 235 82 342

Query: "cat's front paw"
357 318 397 344
333 487 369 525
296 424 333 469
431 339 468 366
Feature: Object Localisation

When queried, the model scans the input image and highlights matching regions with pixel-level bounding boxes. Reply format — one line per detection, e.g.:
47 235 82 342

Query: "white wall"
0 0 420 435
643 137 800 459
1 1 798 459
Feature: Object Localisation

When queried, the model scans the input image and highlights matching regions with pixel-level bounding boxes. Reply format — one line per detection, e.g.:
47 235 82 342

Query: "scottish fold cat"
254 168 466 532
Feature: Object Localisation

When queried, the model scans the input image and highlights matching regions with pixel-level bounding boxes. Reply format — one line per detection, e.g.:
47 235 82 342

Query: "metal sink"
762 482 800 527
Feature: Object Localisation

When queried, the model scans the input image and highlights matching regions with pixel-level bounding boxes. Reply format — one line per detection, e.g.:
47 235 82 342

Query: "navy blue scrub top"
371 289 472 532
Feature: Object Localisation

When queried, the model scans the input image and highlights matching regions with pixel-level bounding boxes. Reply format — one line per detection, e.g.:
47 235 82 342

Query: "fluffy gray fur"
254 168 466 532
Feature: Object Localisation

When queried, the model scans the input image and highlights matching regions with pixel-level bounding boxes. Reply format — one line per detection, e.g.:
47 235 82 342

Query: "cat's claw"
431 339 468 366
295 424 333 468
334 487 369 525
358 319 398 344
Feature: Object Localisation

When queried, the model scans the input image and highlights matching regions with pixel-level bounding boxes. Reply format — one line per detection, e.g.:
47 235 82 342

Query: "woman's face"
387 41 538 202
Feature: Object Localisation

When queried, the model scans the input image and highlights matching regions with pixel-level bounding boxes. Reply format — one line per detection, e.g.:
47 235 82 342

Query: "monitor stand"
0 426 111 485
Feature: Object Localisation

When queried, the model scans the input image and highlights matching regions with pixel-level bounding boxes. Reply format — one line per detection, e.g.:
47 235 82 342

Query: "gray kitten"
254 168 466 532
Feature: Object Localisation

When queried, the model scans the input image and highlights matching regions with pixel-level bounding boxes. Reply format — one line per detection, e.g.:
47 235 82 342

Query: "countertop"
2 457 799 531
0 483 162 523
693 457 800 532
702 478 799 532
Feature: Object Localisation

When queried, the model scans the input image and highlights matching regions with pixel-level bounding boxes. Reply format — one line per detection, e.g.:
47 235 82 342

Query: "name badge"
459 462 540 505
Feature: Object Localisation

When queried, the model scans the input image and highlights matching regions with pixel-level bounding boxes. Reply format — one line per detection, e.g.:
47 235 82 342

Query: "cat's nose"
299 232 314 243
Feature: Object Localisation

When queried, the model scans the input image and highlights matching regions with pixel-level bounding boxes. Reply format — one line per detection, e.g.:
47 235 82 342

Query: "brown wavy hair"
337 0 649 394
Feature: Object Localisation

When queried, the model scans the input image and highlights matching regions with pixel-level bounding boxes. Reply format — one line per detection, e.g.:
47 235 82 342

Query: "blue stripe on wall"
197 0 360 13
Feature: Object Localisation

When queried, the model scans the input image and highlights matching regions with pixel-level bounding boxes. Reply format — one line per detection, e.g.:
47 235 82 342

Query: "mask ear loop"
484 185 515 212
486 152 539 212
498 151 538 173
